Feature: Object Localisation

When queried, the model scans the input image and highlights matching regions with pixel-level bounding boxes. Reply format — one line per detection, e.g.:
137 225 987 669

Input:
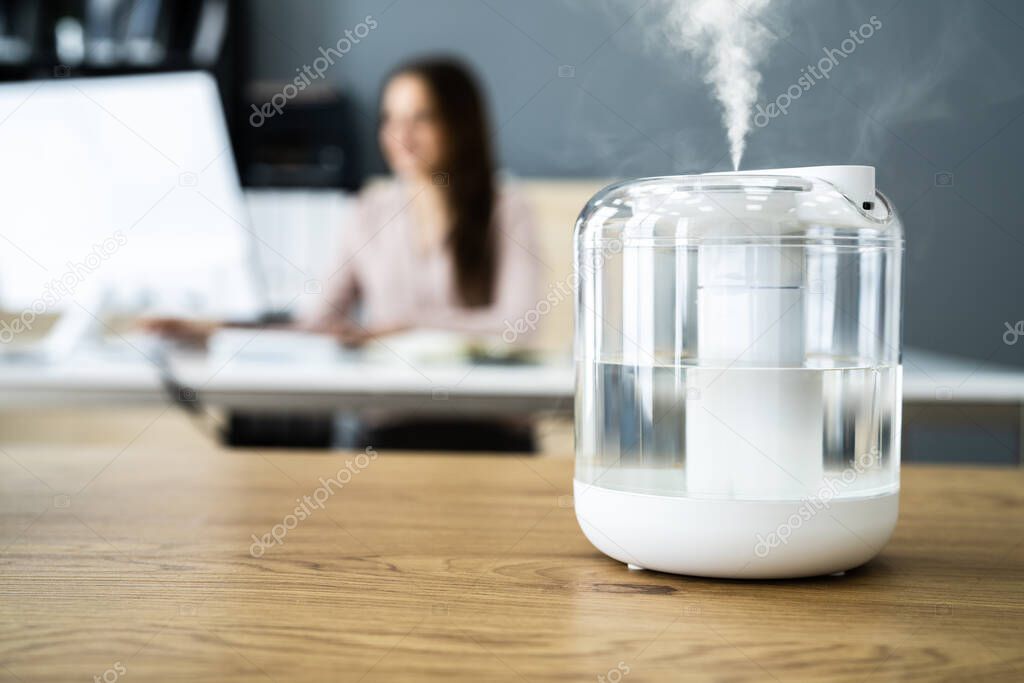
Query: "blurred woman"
301 57 540 345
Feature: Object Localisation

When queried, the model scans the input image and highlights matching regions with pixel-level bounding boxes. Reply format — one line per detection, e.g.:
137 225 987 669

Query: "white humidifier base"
574 480 898 579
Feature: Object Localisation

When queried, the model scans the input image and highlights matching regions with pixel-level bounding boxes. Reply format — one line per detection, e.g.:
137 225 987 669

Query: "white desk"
0 344 1020 415
0 345 575 416
900 349 1024 403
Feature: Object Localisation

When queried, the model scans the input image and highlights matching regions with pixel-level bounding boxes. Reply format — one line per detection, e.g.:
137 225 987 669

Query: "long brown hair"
384 57 497 307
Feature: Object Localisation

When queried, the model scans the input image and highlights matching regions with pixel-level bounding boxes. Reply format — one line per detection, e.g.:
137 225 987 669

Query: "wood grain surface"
1 413 1022 682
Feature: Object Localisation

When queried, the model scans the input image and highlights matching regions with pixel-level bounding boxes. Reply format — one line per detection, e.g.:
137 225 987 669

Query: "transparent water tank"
573 166 904 578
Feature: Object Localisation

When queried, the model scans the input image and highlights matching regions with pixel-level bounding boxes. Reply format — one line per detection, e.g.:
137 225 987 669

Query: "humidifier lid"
711 165 876 211
575 165 900 247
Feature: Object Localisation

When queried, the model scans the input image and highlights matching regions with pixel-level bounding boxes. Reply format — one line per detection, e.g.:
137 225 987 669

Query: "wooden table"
1 420 1022 681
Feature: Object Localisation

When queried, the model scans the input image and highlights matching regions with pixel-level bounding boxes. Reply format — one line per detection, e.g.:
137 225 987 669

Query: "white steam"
663 0 777 169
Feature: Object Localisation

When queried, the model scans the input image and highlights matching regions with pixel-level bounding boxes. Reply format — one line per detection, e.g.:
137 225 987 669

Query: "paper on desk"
208 329 342 363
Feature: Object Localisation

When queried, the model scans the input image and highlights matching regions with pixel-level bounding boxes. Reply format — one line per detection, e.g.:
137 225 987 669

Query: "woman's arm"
144 195 370 345
295 195 367 335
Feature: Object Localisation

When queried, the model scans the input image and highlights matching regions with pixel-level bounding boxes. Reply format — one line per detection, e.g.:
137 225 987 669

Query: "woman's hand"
324 320 409 348
329 323 372 348
138 317 218 346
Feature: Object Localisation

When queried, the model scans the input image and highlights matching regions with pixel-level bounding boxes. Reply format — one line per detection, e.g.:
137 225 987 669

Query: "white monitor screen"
0 71 262 318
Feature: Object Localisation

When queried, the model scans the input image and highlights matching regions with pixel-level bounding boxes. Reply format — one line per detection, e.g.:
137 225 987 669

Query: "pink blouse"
303 179 542 338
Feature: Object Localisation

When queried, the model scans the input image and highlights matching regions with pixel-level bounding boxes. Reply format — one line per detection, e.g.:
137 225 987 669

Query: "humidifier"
573 166 903 578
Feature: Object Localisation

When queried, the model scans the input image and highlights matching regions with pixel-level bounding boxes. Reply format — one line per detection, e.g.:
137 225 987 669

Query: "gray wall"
248 0 1024 368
